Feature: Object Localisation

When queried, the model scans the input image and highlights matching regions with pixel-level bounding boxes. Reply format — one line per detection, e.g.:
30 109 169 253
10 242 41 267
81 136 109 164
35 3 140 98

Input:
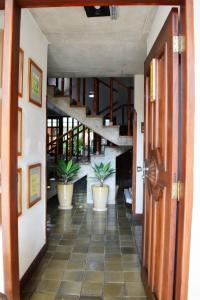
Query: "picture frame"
28 58 43 107
17 168 22 216
27 163 41 208
18 48 24 98
18 107 22 156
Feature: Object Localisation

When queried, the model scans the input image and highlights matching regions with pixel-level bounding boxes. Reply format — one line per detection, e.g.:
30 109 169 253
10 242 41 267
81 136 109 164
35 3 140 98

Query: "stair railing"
47 123 104 163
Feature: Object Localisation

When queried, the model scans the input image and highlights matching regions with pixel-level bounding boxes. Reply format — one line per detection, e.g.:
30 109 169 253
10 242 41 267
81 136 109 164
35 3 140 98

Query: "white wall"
134 75 144 214
0 9 48 292
147 6 175 54
18 9 48 279
188 1 200 299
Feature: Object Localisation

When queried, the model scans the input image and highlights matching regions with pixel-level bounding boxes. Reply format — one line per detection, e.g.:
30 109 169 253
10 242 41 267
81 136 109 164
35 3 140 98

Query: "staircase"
47 86 132 147
47 80 133 205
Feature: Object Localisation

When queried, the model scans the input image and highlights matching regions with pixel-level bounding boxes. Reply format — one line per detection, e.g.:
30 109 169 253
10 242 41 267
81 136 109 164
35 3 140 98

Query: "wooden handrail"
95 78 118 93
104 103 134 118
47 123 83 148
98 101 118 115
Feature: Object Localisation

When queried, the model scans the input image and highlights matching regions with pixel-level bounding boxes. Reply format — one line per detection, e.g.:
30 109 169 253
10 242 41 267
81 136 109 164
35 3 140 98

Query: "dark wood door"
142 9 179 300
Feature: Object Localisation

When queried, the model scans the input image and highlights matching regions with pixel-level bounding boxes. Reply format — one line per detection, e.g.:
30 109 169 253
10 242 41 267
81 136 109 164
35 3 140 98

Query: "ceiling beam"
0 0 182 10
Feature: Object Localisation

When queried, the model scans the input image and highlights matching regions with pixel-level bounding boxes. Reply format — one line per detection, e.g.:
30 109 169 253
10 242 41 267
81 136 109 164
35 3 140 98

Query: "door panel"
142 9 179 300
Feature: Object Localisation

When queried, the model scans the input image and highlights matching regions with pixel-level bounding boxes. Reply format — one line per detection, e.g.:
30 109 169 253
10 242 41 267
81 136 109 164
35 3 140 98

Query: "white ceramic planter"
92 184 109 212
57 183 74 210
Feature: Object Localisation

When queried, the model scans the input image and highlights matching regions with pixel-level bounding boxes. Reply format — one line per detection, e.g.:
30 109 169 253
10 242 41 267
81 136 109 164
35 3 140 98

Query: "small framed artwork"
28 58 43 107
18 48 24 98
17 168 22 216
27 163 41 208
18 107 22 156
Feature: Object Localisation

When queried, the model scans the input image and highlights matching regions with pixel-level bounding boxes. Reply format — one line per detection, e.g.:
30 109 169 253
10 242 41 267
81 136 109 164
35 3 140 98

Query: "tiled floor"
22 183 147 300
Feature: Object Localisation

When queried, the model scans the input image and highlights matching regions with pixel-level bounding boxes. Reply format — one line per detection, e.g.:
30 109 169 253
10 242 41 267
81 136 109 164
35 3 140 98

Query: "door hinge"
171 180 181 202
173 36 186 53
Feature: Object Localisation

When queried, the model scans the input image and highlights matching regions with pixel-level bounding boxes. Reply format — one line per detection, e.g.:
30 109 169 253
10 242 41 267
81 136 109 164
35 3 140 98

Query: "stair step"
70 104 86 108
87 115 103 119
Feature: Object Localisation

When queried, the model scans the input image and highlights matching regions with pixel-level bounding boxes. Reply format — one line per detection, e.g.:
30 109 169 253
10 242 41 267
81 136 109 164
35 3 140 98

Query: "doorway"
2 4 193 299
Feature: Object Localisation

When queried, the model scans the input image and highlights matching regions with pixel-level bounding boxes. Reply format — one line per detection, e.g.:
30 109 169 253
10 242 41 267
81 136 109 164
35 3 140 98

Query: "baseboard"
132 213 143 224
20 243 47 290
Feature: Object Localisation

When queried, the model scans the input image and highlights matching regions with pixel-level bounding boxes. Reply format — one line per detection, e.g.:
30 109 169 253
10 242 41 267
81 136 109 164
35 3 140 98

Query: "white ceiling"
30 6 157 77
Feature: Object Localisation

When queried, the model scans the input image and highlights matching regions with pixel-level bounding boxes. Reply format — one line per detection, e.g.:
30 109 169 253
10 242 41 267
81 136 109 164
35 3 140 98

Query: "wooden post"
77 78 81 105
88 128 90 161
76 122 79 160
1 0 21 299
70 78 72 99
110 78 113 122
128 88 132 136
83 78 86 106
69 131 73 159
61 78 65 96
82 125 85 160
93 78 97 115
58 117 63 155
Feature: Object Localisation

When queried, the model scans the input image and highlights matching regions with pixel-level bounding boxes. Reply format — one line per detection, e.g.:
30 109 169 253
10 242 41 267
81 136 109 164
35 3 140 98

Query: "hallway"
22 186 146 299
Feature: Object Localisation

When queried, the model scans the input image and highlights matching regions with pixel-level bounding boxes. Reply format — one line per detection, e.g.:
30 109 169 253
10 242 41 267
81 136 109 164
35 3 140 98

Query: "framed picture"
27 163 41 208
18 48 24 98
28 58 43 107
17 168 22 216
18 107 22 156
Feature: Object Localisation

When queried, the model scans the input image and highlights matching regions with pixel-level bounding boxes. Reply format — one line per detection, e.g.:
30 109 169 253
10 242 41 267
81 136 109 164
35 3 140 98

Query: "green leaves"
57 159 80 183
92 162 115 186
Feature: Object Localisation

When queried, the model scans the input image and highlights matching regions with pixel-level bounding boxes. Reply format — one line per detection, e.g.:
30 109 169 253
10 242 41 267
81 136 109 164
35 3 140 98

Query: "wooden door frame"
1 0 194 300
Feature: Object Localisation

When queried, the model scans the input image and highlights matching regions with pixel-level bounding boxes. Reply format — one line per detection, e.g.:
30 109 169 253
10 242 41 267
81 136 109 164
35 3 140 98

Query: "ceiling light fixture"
89 91 95 98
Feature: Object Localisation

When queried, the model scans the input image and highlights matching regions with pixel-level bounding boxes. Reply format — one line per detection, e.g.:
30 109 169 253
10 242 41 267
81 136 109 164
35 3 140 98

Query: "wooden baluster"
70 78 72 99
96 79 99 114
82 125 85 161
77 78 81 105
70 132 73 159
72 118 74 156
66 133 68 161
96 134 100 154
122 105 125 125
93 78 97 115
83 78 86 106
76 122 79 161
61 78 65 96
110 78 113 123
88 128 90 161
128 88 132 136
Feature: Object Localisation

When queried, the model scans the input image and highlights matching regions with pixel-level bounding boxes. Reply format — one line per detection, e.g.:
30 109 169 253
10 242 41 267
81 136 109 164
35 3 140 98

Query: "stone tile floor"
22 184 146 300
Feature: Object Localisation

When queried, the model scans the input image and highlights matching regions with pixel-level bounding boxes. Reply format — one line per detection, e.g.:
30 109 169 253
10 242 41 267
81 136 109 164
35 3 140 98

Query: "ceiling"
30 6 157 77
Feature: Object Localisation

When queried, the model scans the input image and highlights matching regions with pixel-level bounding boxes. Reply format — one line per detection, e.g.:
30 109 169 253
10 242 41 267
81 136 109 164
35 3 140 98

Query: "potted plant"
91 162 115 211
56 159 80 210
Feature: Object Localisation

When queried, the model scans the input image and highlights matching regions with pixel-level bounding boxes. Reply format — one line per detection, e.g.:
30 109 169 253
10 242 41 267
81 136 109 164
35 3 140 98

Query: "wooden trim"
20 243 47 290
175 1 195 299
109 78 113 121
28 58 43 108
132 213 143 223
132 110 137 215
18 48 24 98
0 0 181 9
17 107 22 156
27 163 42 208
1 0 21 299
17 168 22 217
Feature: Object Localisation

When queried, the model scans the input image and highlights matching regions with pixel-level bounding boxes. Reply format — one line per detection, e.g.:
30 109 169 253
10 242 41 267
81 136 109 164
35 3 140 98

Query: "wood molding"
28 58 43 108
18 48 24 98
27 163 42 208
175 1 195 299
0 0 182 10
1 0 21 299
132 110 137 215
20 243 47 290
